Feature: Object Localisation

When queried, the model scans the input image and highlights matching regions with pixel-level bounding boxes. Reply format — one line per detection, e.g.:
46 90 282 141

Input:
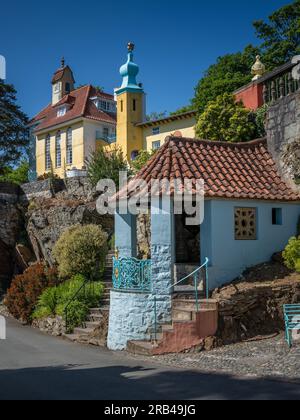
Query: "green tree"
196 93 257 143
0 80 29 173
0 162 29 185
146 111 168 121
87 146 130 188
131 150 157 174
53 225 108 280
253 0 300 70
192 45 260 114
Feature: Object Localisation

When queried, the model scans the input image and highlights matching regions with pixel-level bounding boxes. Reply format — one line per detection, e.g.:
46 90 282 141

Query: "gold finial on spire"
127 42 135 52
251 55 266 81
61 57 65 68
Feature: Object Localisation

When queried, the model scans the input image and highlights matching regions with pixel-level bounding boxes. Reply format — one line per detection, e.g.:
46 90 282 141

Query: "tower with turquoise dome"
115 43 145 161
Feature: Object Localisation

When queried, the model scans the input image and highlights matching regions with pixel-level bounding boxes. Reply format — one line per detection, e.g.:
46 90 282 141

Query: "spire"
116 42 143 94
61 57 65 68
251 56 266 81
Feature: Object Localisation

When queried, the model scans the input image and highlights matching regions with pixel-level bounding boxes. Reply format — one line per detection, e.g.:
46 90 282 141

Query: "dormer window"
57 106 67 117
92 98 116 113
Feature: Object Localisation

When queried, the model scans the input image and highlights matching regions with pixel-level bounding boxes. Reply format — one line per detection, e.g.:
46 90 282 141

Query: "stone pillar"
115 207 137 258
151 196 175 294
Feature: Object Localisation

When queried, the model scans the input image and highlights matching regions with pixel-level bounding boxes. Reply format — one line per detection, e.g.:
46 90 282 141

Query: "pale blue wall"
115 211 137 258
201 200 300 290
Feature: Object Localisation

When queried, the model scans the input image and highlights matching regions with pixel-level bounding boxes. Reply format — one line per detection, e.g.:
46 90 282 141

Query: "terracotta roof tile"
116 136 300 202
31 85 116 132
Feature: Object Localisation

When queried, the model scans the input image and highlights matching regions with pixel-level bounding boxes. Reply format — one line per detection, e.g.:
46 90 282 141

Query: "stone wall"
107 290 171 350
25 177 114 265
266 90 300 190
0 183 23 293
212 273 300 345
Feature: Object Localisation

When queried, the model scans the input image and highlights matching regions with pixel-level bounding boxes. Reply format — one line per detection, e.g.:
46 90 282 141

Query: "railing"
112 257 152 292
152 257 210 342
263 65 299 104
64 276 90 333
96 132 116 144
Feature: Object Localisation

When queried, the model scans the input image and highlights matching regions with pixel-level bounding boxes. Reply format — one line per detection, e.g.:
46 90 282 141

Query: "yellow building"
30 47 196 179
30 59 117 178
114 43 197 161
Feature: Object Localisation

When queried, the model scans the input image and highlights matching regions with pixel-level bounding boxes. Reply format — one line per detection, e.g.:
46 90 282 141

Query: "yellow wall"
143 117 196 152
116 91 144 161
36 122 84 178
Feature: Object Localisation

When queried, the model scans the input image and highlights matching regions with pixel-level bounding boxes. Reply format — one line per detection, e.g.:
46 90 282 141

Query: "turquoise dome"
117 44 143 93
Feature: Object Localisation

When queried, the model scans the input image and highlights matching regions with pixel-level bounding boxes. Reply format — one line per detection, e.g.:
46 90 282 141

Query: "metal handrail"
152 257 210 342
64 277 89 333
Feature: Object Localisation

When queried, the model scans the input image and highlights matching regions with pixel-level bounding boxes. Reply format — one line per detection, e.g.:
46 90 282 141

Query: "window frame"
45 134 51 171
55 130 62 168
152 127 160 135
66 128 73 166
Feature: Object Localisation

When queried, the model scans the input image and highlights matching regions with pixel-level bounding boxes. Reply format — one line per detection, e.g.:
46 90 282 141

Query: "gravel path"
130 334 300 382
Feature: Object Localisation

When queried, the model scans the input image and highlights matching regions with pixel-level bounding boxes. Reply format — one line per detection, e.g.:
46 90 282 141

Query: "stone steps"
127 298 219 356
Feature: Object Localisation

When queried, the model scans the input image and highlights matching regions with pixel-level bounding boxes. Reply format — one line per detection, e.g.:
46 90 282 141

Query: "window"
272 208 282 225
133 99 137 111
152 127 160 135
131 150 139 161
65 82 71 94
235 207 257 240
103 127 109 139
121 100 124 112
66 128 73 165
55 131 61 168
152 141 161 151
54 83 60 93
57 106 67 117
45 134 51 170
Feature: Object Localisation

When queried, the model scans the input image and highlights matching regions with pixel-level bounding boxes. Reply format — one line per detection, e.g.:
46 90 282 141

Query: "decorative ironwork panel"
113 257 152 292
235 207 257 240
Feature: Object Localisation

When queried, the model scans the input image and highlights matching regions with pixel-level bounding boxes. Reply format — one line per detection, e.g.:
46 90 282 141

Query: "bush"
283 237 300 271
196 93 258 143
53 225 108 280
5 263 59 323
33 275 104 331
87 146 130 188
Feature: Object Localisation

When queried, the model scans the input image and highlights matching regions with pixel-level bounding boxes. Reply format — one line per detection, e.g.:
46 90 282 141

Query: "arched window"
55 131 61 168
45 134 51 170
131 150 139 161
65 82 71 94
66 128 73 165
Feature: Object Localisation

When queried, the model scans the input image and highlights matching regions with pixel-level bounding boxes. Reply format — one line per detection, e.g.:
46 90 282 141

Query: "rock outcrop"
0 183 23 293
25 177 114 265
212 265 300 345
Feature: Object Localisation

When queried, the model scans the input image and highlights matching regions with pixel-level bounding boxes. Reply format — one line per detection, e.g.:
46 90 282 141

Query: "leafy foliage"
0 81 29 173
192 45 259 114
253 1 300 70
0 162 29 185
131 150 157 174
179 2 300 114
4 263 59 323
146 111 168 121
33 275 104 331
196 93 257 142
255 104 269 138
87 146 130 188
53 224 108 280
283 237 300 272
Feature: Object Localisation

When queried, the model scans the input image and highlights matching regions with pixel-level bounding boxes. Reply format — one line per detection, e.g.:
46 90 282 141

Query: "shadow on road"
0 364 299 400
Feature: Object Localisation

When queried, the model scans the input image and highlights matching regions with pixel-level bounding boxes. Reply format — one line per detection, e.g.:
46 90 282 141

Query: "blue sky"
0 0 291 118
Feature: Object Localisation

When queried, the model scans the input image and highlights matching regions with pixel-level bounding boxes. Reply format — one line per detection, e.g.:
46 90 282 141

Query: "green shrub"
33 275 104 331
283 237 300 271
53 224 108 280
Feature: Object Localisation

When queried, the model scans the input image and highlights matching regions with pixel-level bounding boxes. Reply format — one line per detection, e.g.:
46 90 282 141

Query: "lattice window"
235 207 257 240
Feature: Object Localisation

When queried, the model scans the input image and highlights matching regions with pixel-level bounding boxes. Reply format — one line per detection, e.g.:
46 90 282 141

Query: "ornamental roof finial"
61 57 65 68
127 42 135 52
251 55 266 81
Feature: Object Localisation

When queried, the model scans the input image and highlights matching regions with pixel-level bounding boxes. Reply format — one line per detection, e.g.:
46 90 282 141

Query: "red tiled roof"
51 65 75 84
31 85 116 132
116 136 300 202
